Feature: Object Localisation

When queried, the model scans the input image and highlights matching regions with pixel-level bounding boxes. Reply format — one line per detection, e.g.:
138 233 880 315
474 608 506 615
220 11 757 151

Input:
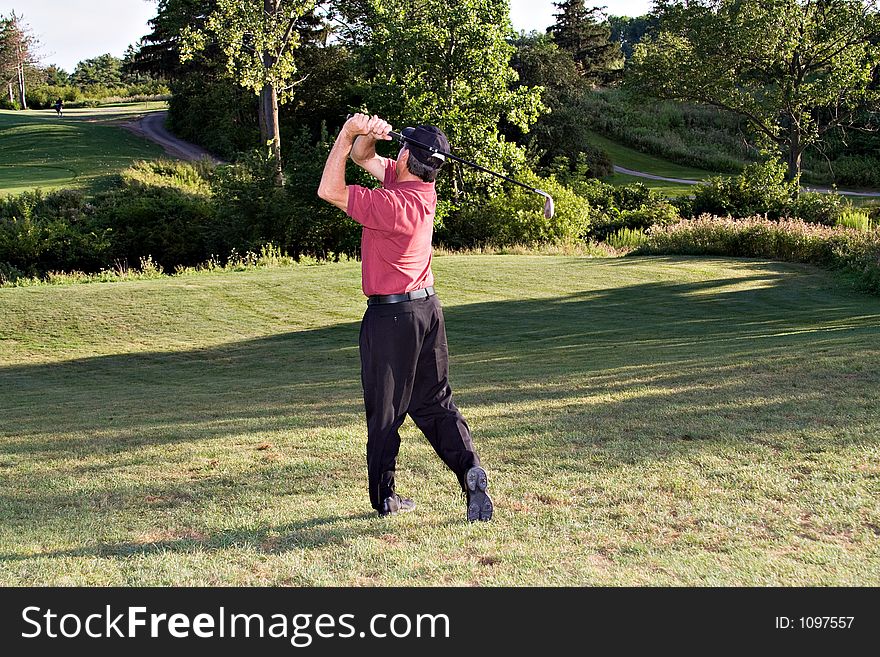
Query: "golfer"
318 113 493 522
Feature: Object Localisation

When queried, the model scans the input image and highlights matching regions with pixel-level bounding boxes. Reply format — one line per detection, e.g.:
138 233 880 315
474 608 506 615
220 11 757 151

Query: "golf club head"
536 190 555 219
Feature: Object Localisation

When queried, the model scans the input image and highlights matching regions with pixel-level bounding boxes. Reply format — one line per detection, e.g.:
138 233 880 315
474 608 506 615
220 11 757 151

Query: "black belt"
367 286 436 306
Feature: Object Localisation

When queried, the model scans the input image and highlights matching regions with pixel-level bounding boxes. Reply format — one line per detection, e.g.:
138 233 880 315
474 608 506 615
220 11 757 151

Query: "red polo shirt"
346 159 436 297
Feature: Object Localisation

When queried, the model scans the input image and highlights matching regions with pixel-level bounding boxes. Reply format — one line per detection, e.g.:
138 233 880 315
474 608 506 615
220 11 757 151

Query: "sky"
1 0 654 73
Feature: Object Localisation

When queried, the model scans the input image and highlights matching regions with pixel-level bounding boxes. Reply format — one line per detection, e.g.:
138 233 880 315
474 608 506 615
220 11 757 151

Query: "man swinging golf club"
318 113 493 522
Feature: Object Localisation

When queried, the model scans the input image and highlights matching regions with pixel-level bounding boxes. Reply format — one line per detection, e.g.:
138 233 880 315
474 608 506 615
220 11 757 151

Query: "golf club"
346 115 555 218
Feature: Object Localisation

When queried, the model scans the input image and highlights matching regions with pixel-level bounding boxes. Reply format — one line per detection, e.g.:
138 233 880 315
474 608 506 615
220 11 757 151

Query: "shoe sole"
466 466 493 522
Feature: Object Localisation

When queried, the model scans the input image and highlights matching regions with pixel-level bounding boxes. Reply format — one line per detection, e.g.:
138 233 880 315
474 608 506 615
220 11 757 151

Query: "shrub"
122 159 215 195
439 174 591 249
568 179 682 240
92 176 218 270
26 85 84 108
208 127 366 261
826 154 880 189
0 189 110 275
790 192 846 226
636 216 880 294
576 89 753 173
690 159 797 219
545 149 613 182
606 227 649 250
0 260 26 285
168 76 259 159
279 126 365 259
836 209 873 232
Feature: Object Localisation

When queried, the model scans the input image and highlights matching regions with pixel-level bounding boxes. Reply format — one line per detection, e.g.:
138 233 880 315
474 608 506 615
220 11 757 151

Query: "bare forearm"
318 130 354 210
351 135 377 163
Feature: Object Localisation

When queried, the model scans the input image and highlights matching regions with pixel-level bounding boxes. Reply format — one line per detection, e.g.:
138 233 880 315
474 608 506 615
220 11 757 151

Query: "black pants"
359 294 480 511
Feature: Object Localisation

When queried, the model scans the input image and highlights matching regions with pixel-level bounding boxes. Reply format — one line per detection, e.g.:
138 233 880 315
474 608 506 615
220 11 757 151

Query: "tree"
71 54 124 88
0 19 14 105
628 0 880 181
43 64 69 86
132 0 217 80
547 0 623 83
131 0 259 158
356 0 545 200
511 31 581 96
181 0 319 185
607 14 654 61
0 12 37 109
122 41 160 84
509 31 613 177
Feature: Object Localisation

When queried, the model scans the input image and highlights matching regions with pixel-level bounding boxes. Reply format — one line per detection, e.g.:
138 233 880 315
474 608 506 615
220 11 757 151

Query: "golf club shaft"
387 130 541 195
344 115 554 217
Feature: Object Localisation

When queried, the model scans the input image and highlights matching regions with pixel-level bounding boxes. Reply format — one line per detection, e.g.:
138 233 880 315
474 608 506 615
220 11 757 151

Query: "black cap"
400 126 450 168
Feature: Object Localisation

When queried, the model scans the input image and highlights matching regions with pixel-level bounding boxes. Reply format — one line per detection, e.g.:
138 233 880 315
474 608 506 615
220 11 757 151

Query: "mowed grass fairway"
0 103 166 195
1 256 879 585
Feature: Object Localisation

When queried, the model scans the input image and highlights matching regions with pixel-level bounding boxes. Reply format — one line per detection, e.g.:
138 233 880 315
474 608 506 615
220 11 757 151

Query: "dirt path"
613 164 880 198
123 111 225 164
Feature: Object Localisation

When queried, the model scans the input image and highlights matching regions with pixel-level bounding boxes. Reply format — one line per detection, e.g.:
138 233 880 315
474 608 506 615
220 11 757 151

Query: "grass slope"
1 256 879 585
585 131 731 197
0 103 167 196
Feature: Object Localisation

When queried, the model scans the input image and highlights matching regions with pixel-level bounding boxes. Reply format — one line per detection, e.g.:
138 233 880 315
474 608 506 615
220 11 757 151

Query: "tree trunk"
259 0 283 187
16 43 27 109
7 81 13 106
785 126 801 184
16 68 26 109
258 92 268 143
259 82 283 187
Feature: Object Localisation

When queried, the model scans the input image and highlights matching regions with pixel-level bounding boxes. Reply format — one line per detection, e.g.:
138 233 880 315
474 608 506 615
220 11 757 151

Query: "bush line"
634 216 880 294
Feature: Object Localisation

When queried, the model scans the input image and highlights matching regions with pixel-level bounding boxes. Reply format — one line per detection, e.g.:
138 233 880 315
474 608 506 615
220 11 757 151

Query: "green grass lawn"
602 172 699 198
1 255 879 585
587 132 715 179
0 103 167 196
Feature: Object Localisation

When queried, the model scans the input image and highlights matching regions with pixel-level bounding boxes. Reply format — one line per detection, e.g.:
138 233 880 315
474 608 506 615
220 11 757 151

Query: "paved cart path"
613 164 880 198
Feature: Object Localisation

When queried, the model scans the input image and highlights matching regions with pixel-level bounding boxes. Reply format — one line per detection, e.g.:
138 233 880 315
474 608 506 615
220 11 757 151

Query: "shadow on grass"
3 263 878 453
2 262 880 557
0 510 452 565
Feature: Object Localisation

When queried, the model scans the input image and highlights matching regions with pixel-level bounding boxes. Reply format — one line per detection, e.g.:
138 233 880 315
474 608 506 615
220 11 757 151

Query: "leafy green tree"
607 14 654 61
43 64 69 86
511 31 581 96
181 0 319 185
628 0 880 181
356 0 545 199
547 0 623 83
509 31 611 177
130 1 256 157
72 54 124 88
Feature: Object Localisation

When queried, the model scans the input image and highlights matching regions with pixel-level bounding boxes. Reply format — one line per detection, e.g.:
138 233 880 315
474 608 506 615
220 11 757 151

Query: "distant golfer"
318 113 493 521
54 98 63 117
